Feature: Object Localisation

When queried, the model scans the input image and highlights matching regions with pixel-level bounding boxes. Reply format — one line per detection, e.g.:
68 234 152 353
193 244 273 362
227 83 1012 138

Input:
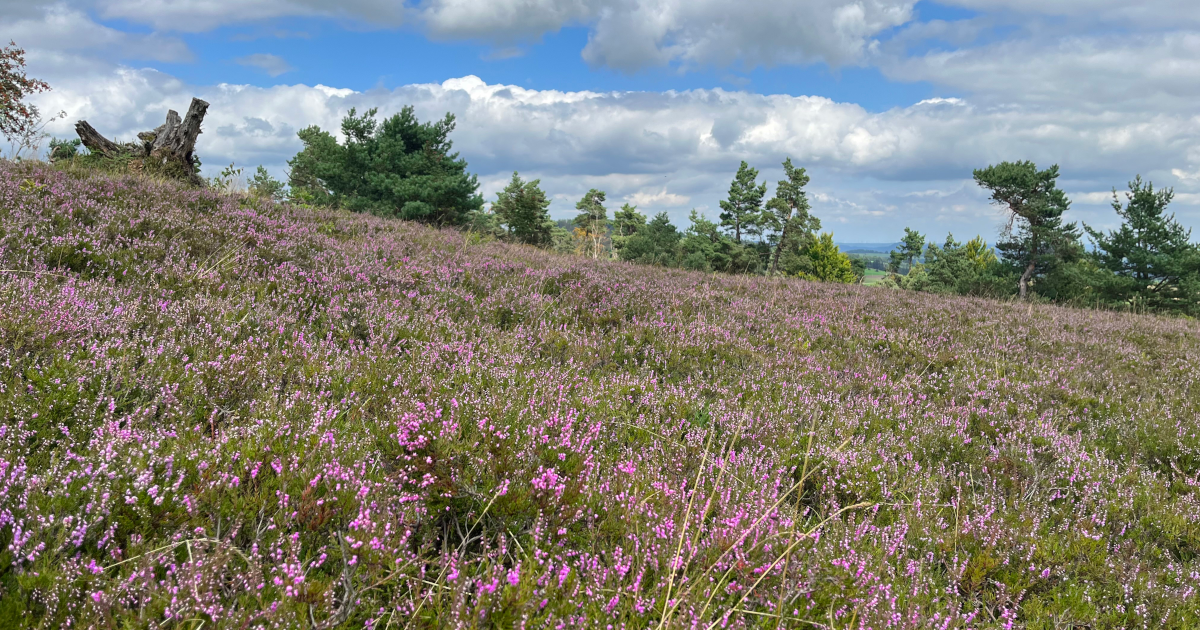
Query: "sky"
5 0 1200 242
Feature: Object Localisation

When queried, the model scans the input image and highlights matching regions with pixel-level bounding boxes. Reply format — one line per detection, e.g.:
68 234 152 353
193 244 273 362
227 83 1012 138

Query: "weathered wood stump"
74 97 209 185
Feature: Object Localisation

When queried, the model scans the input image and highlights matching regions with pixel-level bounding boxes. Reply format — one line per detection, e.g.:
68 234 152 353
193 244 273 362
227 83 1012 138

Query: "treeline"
36 93 1200 316
272 108 864 281
883 163 1200 315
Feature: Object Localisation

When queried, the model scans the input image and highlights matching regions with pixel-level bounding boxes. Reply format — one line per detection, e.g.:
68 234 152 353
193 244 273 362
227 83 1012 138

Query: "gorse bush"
2 161 1200 628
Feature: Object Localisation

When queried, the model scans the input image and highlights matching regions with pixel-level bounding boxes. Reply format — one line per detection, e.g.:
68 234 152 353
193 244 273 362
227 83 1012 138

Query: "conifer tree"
764 158 820 275
288 106 483 225
718 161 767 244
1086 176 1200 313
974 161 1080 299
493 172 553 247
611 203 647 256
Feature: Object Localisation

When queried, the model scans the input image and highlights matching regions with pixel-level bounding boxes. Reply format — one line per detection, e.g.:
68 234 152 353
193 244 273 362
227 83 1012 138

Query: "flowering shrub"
1 161 1199 628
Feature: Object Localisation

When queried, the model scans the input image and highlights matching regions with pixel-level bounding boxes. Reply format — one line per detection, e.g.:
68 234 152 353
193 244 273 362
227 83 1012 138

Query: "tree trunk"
769 218 790 276
74 121 123 157
74 98 209 185
1019 261 1035 300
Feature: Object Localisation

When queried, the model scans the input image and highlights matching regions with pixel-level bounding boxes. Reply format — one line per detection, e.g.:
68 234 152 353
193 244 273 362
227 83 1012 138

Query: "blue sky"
6 0 1200 241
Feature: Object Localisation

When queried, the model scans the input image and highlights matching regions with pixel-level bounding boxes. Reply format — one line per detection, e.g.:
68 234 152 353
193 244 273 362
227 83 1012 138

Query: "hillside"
2 161 1199 628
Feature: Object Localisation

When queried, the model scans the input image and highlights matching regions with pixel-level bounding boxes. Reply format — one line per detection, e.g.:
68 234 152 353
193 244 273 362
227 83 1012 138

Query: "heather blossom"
0 161 1198 627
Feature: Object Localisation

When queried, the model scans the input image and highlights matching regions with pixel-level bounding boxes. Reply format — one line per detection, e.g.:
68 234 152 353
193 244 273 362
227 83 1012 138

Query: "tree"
248 166 286 202
492 172 553 246
718 161 767 244
287 106 483 225
611 203 647 256
679 210 759 274
764 158 820 275
1086 176 1200 313
963 235 997 271
888 228 925 273
849 257 867 283
1 41 50 145
621 212 680 267
798 233 856 283
974 161 1080 299
573 189 609 259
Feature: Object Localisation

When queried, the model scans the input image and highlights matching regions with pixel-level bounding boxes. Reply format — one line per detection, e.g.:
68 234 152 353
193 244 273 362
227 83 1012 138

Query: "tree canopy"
1086 177 1200 313
493 172 554 247
718 161 767 244
288 106 483 225
974 161 1080 299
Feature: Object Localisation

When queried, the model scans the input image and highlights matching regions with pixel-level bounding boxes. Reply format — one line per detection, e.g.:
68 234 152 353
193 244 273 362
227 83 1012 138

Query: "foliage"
0 41 50 142
619 211 680 267
1086 177 1200 314
3 162 1200 628
888 227 926 273
573 188 609 259
718 161 767 244
248 165 287 202
287 106 483 225
795 232 857 283
48 137 82 162
209 162 244 192
764 158 820 275
610 203 646 256
974 161 1081 299
849 255 866 283
492 171 554 247
679 210 760 274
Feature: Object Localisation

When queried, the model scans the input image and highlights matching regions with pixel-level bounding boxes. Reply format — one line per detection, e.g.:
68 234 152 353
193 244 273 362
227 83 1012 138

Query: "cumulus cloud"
883 32 1200 114
627 189 690 207
419 0 916 70
235 53 294 77
933 0 1200 27
1 3 192 64
95 0 404 32
27 70 1200 238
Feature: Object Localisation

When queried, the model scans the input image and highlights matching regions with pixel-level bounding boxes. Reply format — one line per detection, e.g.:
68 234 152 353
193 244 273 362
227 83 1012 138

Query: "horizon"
6 0 1199 241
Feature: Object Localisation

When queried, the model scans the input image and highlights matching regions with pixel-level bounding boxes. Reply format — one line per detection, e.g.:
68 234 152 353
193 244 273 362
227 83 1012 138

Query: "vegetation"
883 162 1200 315
288 106 483 225
1086 177 1200 314
1 40 60 160
3 161 1200 628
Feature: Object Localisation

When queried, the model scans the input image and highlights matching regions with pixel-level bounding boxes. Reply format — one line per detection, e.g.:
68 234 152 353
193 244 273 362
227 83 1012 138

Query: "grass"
1 160 1199 628
861 268 890 286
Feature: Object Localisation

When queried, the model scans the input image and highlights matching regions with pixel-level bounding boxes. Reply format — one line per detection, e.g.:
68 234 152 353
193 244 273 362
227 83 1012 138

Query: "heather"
1 160 1200 628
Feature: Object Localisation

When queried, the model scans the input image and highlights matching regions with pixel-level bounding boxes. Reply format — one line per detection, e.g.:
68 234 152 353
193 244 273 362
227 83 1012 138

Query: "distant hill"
836 242 901 253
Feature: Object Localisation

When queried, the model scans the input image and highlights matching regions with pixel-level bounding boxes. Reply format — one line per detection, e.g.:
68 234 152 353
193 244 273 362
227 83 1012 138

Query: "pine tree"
287 106 483 225
718 161 767 244
493 172 553 247
764 158 820 276
1086 176 1200 313
611 203 647 256
573 189 609 259
973 161 1080 299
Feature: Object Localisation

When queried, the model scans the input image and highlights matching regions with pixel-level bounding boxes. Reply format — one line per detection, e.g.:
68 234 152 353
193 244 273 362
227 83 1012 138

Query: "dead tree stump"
74 97 209 185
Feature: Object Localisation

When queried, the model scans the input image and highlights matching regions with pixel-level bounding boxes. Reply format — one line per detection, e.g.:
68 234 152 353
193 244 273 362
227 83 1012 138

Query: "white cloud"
1 3 192 63
419 0 918 70
933 0 1200 27
883 32 1200 114
95 0 405 32
28 68 1200 239
626 189 690 207
235 53 294 77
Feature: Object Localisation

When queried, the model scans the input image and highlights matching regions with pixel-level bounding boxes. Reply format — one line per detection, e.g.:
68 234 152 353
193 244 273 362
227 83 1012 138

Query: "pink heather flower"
507 564 521 586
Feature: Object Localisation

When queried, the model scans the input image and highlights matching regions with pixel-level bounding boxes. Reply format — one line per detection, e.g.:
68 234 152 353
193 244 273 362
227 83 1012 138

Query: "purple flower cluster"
1 161 1199 628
